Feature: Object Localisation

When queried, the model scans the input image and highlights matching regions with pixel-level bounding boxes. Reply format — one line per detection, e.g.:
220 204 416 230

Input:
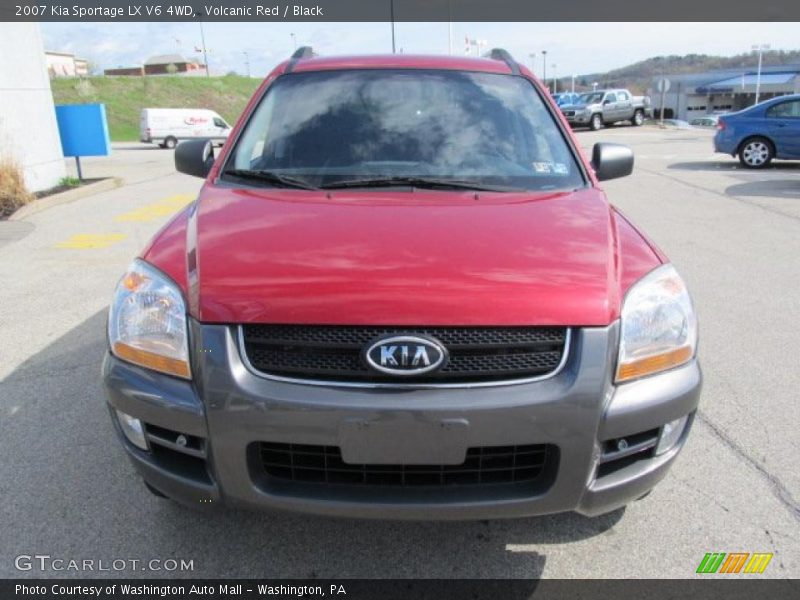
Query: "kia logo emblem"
364 335 448 376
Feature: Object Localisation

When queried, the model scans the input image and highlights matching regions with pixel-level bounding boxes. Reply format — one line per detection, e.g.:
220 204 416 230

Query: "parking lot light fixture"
751 44 770 105
541 50 547 89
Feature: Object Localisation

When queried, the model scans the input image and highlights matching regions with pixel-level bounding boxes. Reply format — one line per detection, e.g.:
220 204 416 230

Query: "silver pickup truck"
561 89 651 130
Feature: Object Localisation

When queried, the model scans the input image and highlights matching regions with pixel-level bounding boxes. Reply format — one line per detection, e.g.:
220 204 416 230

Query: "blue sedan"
714 94 800 168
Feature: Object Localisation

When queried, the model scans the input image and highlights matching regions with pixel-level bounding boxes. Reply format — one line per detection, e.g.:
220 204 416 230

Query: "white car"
140 108 231 149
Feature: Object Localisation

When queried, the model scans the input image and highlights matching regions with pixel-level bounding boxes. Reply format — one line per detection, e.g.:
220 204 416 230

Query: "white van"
140 108 232 149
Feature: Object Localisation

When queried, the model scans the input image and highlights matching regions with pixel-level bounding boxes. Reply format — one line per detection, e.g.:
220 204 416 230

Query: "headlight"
616 264 697 382
108 259 191 379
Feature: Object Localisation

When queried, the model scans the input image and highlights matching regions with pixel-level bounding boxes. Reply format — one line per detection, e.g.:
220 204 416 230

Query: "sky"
40 22 800 79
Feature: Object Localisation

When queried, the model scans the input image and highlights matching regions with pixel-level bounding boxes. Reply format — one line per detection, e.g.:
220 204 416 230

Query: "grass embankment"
51 75 261 141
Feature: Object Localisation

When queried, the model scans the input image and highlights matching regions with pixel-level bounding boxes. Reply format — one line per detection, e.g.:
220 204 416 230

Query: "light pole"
290 33 296 51
752 43 770 105
199 22 210 77
447 0 452 55
390 0 396 54
243 51 250 78
571 74 576 94
528 53 535 76
552 64 557 93
541 50 547 89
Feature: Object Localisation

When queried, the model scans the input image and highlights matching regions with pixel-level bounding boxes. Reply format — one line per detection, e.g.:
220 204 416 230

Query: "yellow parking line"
55 233 127 249
115 194 195 223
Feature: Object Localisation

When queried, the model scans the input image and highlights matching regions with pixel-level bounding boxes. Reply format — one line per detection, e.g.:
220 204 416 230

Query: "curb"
10 177 124 221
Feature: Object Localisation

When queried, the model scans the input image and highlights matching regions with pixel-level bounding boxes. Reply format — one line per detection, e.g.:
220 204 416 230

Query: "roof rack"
291 46 315 59
486 48 521 75
285 46 315 74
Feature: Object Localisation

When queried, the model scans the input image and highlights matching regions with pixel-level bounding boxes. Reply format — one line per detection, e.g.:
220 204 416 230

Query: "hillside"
50 75 261 141
562 49 800 94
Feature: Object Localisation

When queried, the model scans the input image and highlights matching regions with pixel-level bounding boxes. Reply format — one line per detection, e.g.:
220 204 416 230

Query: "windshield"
226 69 584 191
579 92 604 104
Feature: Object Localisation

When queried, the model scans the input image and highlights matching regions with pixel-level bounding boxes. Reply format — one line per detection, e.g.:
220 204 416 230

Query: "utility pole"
199 21 210 76
542 50 547 89
447 0 452 55
552 64 557 93
752 43 770 105
571 74 576 94
390 0 396 54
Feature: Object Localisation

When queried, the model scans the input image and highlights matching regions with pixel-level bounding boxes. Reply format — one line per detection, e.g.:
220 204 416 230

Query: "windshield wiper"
223 169 318 190
319 176 516 192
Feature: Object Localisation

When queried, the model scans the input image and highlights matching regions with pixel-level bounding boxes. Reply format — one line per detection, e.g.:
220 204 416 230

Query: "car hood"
562 103 593 111
151 186 662 326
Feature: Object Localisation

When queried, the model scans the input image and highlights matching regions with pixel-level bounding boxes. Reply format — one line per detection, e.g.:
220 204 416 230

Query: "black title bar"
4 0 799 22
4 579 800 600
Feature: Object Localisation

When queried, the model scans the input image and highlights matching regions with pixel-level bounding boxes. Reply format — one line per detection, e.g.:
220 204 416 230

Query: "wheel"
632 109 644 126
589 113 603 131
164 136 178 149
144 481 168 498
738 137 773 169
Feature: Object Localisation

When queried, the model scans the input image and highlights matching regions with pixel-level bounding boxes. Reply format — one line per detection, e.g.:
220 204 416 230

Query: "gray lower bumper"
102 321 701 520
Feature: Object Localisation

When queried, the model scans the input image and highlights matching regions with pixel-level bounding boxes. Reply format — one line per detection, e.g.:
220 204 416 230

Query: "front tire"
164 136 178 150
738 137 773 169
632 109 644 126
589 113 603 131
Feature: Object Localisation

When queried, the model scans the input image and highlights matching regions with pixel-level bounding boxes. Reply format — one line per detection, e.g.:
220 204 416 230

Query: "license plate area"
338 416 469 465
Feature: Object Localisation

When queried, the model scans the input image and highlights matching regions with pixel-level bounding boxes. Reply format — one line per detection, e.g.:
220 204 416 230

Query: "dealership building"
0 24 66 192
647 64 800 121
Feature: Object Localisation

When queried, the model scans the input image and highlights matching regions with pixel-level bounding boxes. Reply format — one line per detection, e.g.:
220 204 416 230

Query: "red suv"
103 48 701 519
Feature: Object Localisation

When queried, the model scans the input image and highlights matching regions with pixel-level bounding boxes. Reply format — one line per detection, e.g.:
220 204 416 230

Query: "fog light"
656 415 689 455
116 409 148 450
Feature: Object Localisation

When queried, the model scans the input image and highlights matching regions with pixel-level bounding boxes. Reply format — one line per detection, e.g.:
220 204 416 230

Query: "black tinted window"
228 69 584 191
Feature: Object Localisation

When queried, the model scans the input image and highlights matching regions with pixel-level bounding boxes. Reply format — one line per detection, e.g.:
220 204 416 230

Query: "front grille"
241 325 568 384
258 442 556 487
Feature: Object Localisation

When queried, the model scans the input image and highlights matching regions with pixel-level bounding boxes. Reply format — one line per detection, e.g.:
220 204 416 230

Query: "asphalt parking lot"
0 126 798 579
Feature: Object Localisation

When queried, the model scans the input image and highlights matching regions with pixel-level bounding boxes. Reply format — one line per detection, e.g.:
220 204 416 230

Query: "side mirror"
174 138 215 178
603 99 612 105
591 143 634 181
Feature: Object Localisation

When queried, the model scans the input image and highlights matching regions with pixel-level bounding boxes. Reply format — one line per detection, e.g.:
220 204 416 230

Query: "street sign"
657 78 671 93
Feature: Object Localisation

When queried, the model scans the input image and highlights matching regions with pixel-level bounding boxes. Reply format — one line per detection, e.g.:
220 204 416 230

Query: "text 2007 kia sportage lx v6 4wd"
103 48 701 519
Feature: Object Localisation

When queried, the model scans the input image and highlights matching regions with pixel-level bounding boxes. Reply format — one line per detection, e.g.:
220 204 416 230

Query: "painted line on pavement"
55 233 127 249
114 194 195 222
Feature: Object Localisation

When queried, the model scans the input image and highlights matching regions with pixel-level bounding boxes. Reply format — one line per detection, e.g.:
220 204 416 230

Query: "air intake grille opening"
241 325 568 384
257 442 557 488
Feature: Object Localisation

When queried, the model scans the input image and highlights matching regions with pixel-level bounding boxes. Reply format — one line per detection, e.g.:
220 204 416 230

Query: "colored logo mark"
696 552 773 574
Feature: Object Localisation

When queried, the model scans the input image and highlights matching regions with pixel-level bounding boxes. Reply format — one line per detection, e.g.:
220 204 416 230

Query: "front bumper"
102 321 701 520
563 110 591 125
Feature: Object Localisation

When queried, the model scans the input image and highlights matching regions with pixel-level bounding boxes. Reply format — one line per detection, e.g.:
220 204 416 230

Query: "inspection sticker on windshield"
532 161 568 175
